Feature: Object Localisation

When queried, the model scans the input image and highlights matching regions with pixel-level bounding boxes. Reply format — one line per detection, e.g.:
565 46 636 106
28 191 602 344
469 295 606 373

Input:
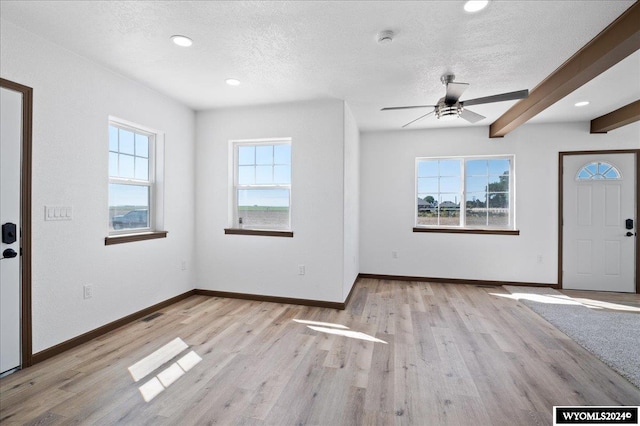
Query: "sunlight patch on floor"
292 319 349 329
570 298 640 313
293 319 386 344
306 325 388 344
128 337 188 382
128 337 203 402
493 291 640 313
491 292 583 306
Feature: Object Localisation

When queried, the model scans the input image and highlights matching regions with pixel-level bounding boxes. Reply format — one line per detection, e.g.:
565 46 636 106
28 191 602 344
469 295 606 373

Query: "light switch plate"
45 205 72 221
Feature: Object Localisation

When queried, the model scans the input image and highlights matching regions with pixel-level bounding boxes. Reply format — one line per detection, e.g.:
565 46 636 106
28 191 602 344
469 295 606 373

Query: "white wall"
1 20 196 353
195 100 346 303
360 121 639 284
343 103 360 299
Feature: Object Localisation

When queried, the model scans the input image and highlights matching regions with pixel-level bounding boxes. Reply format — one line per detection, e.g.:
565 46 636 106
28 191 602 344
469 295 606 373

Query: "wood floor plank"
2 279 639 425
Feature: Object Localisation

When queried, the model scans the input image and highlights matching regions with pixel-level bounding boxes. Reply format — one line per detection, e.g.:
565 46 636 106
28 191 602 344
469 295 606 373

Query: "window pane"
439 177 460 193
238 166 254 185
119 154 135 178
439 160 461 176
598 162 612 175
578 169 591 179
417 177 437 193
256 145 273 165
135 134 149 158
466 175 487 193
417 160 438 177
238 146 255 165
488 192 509 209
274 165 291 184
109 184 149 231
604 169 620 179
488 174 509 192
466 159 487 176
255 165 273 184
135 157 149 180
416 195 438 226
109 152 118 177
466 192 486 208
466 193 487 227
237 189 290 230
109 125 118 152
488 159 510 175
274 144 291 164
119 129 134 155
488 196 509 227
438 194 460 226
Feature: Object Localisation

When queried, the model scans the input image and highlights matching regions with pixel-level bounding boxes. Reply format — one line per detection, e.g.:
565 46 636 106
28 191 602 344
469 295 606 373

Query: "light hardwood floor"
1 279 639 425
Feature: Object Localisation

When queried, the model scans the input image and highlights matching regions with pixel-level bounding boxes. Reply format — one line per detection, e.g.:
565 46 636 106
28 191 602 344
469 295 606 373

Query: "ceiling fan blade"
402 110 435 128
459 109 485 124
381 105 435 111
461 89 529 107
444 82 469 105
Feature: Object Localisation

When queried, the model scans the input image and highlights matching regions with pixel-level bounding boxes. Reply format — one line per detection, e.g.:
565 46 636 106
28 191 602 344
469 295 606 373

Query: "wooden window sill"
105 231 168 245
224 228 294 238
413 227 520 236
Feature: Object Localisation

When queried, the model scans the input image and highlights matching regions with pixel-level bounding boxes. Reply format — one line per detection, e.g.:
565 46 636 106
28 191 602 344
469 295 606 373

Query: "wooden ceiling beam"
590 99 640 133
489 2 640 138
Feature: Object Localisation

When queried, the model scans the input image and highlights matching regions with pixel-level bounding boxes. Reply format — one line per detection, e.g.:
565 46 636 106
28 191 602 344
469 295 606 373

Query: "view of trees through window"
417 157 512 228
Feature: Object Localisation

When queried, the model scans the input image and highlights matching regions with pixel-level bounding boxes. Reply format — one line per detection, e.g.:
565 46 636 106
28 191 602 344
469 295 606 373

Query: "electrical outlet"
392 251 398 259
181 260 187 271
537 255 543 264
83 284 93 299
298 265 305 275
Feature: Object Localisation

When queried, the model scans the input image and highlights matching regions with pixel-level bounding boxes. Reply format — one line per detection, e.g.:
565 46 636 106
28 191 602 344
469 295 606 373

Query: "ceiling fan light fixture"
464 1 489 13
436 104 462 120
170 35 193 47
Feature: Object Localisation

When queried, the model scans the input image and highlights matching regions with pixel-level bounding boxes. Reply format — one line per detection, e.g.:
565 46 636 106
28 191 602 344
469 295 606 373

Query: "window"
231 139 291 232
416 156 514 230
576 162 621 180
108 118 164 240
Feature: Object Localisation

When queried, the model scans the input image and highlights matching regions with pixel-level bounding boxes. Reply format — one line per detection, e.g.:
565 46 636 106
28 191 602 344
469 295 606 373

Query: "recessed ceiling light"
464 1 489 13
574 101 590 107
171 35 193 47
225 78 241 86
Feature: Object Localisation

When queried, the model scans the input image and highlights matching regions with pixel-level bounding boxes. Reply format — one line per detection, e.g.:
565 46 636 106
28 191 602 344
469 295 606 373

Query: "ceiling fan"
381 74 528 128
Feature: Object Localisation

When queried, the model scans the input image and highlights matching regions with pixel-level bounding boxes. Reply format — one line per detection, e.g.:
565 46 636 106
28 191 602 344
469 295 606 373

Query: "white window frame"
230 138 292 231
108 116 164 236
415 155 516 230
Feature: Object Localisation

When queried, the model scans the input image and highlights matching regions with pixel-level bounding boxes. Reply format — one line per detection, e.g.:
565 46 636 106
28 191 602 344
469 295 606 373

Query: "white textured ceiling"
0 0 637 131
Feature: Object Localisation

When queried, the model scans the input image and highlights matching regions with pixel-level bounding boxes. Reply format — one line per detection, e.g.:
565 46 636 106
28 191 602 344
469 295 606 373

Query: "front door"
0 86 23 374
562 153 637 292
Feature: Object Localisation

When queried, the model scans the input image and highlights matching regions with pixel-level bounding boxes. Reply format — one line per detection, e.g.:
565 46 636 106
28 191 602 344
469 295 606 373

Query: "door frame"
558 149 640 293
0 78 33 368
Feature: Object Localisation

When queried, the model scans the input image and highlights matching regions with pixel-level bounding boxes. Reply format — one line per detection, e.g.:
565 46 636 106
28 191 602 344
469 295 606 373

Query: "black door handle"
626 232 635 237
2 248 18 259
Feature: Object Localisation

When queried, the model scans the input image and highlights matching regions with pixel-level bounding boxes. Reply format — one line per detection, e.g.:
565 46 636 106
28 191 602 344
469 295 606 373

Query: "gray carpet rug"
503 286 640 389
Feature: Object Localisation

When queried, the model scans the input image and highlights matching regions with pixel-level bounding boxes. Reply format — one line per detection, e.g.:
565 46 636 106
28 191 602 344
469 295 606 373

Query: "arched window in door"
575 161 621 180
